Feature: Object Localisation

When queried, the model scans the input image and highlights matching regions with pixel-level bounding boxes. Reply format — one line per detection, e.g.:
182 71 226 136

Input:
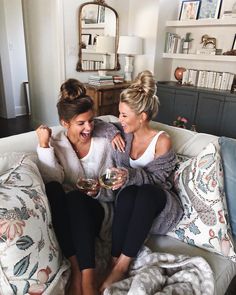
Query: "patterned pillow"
0 155 70 294
168 142 236 261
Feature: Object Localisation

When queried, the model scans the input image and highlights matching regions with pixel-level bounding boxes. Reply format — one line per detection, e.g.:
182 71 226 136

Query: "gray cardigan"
111 123 184 235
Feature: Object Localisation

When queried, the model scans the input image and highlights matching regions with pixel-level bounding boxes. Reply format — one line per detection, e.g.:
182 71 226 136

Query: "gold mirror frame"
76 0 120 72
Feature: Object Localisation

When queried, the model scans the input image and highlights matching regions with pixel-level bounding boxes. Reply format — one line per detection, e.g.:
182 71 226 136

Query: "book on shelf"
113 74 124 83
165 32 183 54
181 68 235 91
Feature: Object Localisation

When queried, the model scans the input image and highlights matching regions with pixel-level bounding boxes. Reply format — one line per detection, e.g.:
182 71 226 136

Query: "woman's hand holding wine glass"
99 167 127 190
76 177 100 197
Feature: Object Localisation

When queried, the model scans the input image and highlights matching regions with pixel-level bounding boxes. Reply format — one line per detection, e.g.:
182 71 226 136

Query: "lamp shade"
118 36 143 55
96 36 115 54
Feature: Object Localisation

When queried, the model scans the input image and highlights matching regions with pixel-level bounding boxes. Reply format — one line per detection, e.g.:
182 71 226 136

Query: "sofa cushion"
0 155 69 294
0 151 37 174
167 142 236 261
219 137 236 240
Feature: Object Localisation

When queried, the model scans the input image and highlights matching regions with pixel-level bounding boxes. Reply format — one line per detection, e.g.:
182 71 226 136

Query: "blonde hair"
120 70 159 120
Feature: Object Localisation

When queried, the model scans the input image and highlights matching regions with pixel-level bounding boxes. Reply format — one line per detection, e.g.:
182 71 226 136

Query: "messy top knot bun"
59 78 86 101
57 78 94 122
120 70 159 120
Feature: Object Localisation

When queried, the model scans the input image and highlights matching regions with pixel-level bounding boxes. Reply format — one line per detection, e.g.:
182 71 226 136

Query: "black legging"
112 184 166 258
45 181 104 271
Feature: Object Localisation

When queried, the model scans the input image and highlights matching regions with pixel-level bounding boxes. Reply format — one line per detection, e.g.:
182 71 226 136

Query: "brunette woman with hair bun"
100 71 183 292
36 78 125 295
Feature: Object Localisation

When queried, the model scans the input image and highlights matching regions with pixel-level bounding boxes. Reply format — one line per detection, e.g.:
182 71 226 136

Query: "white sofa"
0 115 235 295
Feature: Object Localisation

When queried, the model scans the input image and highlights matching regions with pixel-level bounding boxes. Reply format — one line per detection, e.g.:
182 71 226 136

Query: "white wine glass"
99 167 127 189
76 164 100 195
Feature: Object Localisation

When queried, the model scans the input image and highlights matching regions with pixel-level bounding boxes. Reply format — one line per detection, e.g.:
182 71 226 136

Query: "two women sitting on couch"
36 71 183 295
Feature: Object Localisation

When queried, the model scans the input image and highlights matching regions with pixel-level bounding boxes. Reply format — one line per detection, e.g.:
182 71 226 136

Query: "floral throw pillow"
0 156 70 294
168 143 236 261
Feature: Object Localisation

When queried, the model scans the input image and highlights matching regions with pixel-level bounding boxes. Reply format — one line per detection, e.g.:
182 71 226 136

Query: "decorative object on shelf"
198 0 222 19
174 67 186 84
96 36 116 76
179 0 200 20
200 34 216 49
81 33 92 47
182 32 193 54
223 49 236 55
215 49 222 55
232 34 236 50
117 36 143 82
232 1 236 14
190 124 197 132
98 5 105 23
173 116 188 129
81 4 99 24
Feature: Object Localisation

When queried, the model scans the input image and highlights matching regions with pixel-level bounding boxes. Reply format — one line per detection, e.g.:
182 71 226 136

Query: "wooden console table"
85 82 130 117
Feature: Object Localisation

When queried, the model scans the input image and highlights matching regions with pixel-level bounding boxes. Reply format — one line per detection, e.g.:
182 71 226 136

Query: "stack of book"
88 75 114 86
165 32 183 54
181 69 235 91
113 74 124 83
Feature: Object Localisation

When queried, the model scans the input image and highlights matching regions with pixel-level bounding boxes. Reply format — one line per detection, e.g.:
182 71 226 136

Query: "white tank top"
129 131 165 169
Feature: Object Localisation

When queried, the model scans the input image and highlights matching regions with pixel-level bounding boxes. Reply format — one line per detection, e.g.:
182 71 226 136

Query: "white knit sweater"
36 130 115 202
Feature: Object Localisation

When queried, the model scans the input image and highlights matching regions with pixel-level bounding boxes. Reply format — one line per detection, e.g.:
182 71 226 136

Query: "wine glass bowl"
76 177 99 194
99 167 126 189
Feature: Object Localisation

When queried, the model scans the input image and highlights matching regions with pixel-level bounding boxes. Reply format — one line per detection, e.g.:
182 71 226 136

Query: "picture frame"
198 0 222 19
81 34 92 46
179 0 201 20
232 34 236 50
81 4 99 24
98 6 105 23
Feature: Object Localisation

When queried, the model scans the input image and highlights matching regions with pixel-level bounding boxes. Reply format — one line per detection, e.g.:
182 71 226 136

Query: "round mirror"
76 1 120 72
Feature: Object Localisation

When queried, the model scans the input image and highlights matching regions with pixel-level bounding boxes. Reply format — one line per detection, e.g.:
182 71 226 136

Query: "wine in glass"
76 177 99 194
99 168 121 189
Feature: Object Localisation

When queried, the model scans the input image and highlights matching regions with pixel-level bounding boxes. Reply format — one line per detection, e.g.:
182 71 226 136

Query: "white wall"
22 0 65 127
0 0 28 118
5 0 28 116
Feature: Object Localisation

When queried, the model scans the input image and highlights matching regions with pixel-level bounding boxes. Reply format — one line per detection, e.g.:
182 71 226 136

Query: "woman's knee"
138 184 167 206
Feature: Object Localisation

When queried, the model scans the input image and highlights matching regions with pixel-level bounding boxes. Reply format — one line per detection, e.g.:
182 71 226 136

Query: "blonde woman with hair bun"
100 70 183 292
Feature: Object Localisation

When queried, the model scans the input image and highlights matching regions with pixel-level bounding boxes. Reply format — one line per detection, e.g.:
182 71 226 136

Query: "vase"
174 67 186 84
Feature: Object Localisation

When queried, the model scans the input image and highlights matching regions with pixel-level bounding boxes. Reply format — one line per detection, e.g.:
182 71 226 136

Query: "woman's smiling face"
118 102 141 134
65 109 95 143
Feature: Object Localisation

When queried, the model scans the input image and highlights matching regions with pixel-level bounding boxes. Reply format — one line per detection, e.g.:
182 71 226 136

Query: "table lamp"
117 36 143 82
96 35 115 76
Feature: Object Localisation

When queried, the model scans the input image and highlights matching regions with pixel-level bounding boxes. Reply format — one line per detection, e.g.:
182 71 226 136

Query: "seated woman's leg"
112 185 138 258
122 184 166 257
45 181 75 257
66 190 104 295
100 184 166 292
45 182 82 295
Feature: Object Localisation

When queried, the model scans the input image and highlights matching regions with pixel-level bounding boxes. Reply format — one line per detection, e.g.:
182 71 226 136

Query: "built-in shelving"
166 18 236 27
162 53 236 62
82 23 105 29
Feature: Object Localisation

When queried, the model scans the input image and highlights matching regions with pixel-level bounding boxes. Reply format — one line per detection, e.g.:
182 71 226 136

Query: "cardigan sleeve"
37 145 65 184
93 119 121 140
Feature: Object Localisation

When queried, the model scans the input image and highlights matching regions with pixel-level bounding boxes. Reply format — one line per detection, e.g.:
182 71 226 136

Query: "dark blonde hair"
57 79 94 122
120 70 159 120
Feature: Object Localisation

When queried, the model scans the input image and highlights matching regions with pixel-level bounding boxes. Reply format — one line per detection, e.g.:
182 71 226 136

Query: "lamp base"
124 55 134 82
